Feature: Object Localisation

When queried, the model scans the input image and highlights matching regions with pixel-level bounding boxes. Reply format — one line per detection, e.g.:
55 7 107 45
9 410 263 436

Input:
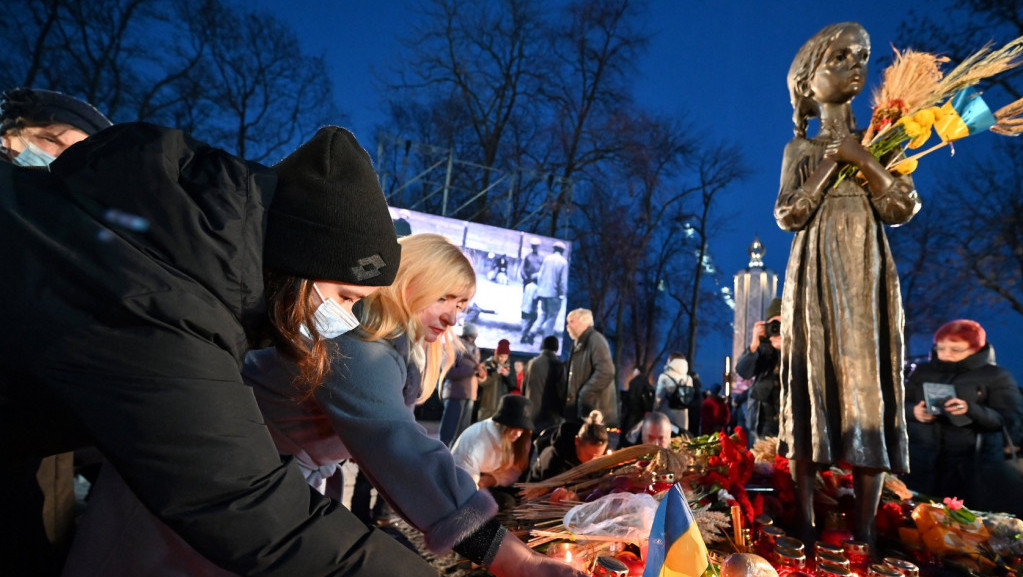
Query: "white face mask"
12 138 57 167
299 283 360 339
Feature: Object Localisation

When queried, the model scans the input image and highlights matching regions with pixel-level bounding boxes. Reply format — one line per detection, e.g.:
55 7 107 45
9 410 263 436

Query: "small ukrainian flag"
642 483 709 577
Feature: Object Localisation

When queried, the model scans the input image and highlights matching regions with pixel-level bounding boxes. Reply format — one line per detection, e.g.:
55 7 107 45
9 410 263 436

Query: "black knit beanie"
264 126 400 285
1 88 112 135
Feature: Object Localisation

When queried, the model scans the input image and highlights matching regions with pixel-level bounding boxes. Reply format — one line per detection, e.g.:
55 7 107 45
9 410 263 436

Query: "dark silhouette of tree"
892 0 1023 339
2 0 340 161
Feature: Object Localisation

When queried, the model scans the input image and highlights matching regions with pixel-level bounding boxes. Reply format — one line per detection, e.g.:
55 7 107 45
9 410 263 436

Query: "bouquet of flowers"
836 35 1023 186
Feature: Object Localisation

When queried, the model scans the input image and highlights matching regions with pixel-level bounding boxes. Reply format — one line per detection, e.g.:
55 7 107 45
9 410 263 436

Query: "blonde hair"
358 233 476 402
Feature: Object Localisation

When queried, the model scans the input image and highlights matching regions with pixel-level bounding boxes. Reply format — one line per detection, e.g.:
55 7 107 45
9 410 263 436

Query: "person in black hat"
0 121 438 576
453 394 534 491
1 87 112 166
0 87 114 575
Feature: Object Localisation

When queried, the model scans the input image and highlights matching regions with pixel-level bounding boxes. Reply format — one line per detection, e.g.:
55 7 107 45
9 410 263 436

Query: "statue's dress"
775 135 921 472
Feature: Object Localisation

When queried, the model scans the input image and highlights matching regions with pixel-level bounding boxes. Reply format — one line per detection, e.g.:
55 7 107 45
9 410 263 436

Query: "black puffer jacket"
903 344 1023 508
0 123 435 576
529 422 582 481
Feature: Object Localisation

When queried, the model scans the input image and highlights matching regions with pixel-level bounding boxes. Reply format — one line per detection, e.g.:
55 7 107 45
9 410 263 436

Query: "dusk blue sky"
255 0 1021 380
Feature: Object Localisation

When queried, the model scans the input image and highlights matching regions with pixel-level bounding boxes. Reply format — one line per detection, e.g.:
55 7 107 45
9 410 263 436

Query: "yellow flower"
897 117 932 149
894 158 918 174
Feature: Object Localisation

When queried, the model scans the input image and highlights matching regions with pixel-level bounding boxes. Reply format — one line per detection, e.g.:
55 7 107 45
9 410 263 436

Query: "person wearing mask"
68 234 585 577
904 319 1023 516
529 410 608 482
736 298 783 445
0 86 113 576
0 87 110 166
438 322 486 446
1 116 438 575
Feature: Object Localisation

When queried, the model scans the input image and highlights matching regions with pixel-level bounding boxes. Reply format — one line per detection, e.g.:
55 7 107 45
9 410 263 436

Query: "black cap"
1 88 112 135
765 297 782 319
264 126 401 285
541 336 559 352
492 394 533 431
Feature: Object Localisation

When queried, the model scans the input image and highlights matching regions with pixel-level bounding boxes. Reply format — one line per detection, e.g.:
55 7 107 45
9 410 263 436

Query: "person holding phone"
904 319 1023 514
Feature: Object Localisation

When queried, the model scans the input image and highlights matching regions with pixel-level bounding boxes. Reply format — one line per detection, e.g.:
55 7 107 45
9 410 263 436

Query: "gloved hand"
488 532 587 577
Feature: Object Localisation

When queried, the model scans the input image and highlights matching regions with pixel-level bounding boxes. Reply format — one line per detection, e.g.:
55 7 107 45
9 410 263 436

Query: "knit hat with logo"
264 126 400 285
1 88 112 136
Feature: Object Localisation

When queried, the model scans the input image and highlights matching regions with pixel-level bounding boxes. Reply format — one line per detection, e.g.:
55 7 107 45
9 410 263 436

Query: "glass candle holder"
776 536 806 554
817 560 855 577
757 525 787 558
546 542 588 572
882 558 919 577
646 473 675 494
867 564 902 577
815 551 850 573
815 541 844 557
775 546 808 576
591 556 629 577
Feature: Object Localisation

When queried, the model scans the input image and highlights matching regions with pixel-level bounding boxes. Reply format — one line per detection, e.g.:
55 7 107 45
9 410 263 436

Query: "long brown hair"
263 270 333 396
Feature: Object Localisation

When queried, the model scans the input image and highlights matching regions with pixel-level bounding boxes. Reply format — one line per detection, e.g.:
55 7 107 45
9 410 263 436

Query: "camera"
767 320 781 337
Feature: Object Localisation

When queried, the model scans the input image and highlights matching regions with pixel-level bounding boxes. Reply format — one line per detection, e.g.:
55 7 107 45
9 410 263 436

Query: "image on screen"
389 207 570 355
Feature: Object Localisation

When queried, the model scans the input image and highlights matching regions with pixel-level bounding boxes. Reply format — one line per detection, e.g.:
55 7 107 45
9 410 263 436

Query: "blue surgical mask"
299 283 360 339
12 138 57 167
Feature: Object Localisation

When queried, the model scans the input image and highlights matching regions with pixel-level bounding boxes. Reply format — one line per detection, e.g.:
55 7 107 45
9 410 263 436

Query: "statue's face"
809 27 869 104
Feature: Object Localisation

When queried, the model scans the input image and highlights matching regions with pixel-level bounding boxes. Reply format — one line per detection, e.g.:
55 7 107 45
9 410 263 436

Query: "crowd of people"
3 84 1022 576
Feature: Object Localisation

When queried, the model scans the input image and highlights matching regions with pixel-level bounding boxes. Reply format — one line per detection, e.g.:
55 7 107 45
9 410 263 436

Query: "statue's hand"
824 134 870 166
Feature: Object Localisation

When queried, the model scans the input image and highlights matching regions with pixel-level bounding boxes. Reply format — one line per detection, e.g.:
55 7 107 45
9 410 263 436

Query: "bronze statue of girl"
775 22 921 548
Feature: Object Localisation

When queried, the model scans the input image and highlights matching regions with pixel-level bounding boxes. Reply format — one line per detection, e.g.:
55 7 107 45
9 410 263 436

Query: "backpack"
667 375 695 409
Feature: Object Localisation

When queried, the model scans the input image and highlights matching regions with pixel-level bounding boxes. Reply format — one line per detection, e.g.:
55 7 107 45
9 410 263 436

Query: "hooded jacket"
0 123 434 576
903 343 1023 510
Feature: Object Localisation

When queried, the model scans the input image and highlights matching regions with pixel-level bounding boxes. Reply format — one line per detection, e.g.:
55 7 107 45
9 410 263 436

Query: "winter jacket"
528 422 583 481
248 329 500 557
736 343 782 441
566 327 617 425
654 359 693 432
523 350 566 432
903 344 1023 511
441 336 481 401
477 356 515 421
0 123 433 576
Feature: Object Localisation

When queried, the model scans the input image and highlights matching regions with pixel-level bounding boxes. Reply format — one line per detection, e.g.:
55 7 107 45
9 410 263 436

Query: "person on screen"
520 237 543 288
523 241 568 343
